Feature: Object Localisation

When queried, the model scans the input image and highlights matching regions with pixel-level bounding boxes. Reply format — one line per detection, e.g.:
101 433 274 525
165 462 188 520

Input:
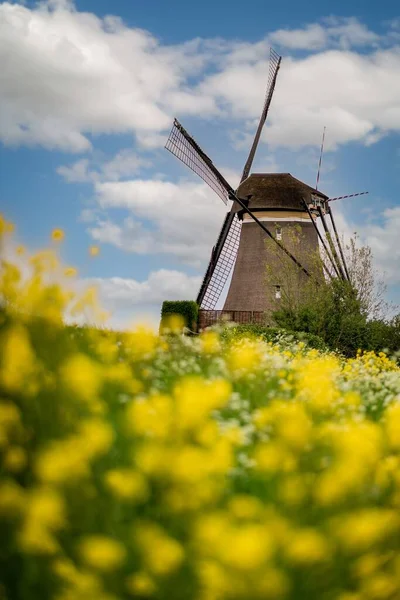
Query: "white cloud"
88 178 228 267
200 47 400 150
0 0 214 151
1 2 400 154
269 18 380 51
57 149 150 182
357 207 400 284
269 24 328 51
87 269 201 328
324 206 400 287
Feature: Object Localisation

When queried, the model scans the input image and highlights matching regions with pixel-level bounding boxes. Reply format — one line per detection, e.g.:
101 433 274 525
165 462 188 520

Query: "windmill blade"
197 211 235 306
302 199 337 280
240 48 282 183
198 214 242 310
329 191 369 202
317 206 347 281
165 118 234 204
327 206 351 282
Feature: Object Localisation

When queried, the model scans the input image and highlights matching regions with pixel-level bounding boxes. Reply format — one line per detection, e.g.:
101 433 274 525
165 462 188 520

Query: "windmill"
165 49 368 323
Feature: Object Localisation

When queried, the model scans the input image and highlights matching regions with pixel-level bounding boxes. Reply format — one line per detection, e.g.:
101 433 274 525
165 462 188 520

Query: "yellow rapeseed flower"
126 572 156 596
3 446 26 472
51 228 65 242
60 353 102 402
79 535 126 572
19 487 66 555
285 529 330 564
104 469 148 502
199 330 221 354
385 403 400 450
89 245 100 257
0 324 37 394
135 523 184 575
333 509 400 554
64 267 77 277
219 525 274 570
0 214 15 236
0 480 25 516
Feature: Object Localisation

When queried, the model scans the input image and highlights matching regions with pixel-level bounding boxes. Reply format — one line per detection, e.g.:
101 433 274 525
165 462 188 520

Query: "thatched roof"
233 173 328 213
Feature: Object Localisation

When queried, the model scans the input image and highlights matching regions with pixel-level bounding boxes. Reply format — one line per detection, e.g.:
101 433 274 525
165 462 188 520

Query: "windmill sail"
329 191 368 202
198 213 242 309
240 48 281 184
165 119 234 203
165 119 241 308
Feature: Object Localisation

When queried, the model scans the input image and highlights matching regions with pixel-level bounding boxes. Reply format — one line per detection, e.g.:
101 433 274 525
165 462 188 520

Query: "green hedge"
160 300 198 333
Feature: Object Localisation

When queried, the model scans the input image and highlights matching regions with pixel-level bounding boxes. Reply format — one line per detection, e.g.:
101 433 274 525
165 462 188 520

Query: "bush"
160 300 199 333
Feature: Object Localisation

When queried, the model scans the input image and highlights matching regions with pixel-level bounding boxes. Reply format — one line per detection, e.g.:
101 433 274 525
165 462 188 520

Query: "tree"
265 226 398 356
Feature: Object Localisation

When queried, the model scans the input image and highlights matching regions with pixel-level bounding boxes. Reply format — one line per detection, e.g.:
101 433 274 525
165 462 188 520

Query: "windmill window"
310 195 324 209
275 285 281 299
276 226 282 240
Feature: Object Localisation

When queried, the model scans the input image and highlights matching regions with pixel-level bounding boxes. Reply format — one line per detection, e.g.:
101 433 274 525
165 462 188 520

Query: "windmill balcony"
198 309 268 330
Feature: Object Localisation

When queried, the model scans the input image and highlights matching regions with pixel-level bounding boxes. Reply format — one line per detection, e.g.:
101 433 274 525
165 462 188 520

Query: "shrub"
160 300 198 333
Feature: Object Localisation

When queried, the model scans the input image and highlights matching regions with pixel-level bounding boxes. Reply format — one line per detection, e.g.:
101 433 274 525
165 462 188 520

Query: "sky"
1 0 399 328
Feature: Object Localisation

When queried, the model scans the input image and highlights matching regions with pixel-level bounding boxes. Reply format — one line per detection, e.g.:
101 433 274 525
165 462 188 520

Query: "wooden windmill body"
165 49 363 325
223 174 327 312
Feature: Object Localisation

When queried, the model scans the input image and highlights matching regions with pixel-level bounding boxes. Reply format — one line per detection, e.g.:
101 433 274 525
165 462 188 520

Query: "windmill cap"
233 173 328 213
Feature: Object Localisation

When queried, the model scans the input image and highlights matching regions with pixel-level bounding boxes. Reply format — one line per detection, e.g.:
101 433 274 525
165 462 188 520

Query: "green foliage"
272 279 400 358
160 300 198 333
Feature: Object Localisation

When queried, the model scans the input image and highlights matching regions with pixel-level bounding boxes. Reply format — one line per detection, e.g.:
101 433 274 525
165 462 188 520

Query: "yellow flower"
0 324 37 394
64 267 77 277
104 469 148 502
126 326 157 358
89 245 100 257
35 439 89 484
219 525 274 570
19 487 66 555
285 529 330 564
79 535 126 572
60 353 102 402
173 376 231 431
126 572 156 596
0 402 21 447
385 403 400 450
79 419 114 457
333 509 399 553
228 341 262 373
0 480 25 516
228 495 263 520
0 214 15 236
199 331 221 354
126 394 173 439
160 314 185 334
3 446 26 472
51 228 65 242
136 523 184 575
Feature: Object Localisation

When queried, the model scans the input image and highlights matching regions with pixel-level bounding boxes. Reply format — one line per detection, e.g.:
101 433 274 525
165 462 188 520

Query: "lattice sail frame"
200 214 242 310
240 48 281 183
165 119 233 204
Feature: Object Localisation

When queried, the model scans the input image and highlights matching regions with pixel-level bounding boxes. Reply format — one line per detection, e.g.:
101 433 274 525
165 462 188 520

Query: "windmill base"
198 309 269 330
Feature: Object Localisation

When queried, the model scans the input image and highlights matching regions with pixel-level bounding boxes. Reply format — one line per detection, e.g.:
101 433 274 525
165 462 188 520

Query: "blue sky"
1 0 399 327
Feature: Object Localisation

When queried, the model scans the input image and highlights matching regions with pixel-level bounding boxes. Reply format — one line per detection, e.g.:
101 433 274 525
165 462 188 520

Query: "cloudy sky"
1 0 399 328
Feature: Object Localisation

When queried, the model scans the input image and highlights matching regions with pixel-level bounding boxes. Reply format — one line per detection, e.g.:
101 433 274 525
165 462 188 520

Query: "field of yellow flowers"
1 215 400 600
